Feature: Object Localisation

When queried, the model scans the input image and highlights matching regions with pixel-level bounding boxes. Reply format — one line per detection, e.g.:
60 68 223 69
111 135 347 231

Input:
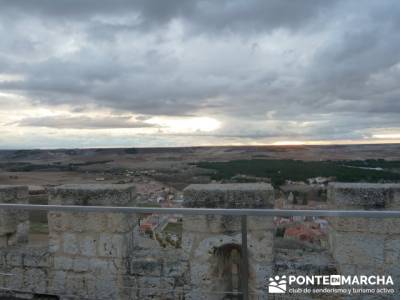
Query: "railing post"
241 215 249 300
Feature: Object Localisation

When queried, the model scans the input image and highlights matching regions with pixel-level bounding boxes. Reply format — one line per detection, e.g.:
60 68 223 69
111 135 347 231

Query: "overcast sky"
0 0 400 149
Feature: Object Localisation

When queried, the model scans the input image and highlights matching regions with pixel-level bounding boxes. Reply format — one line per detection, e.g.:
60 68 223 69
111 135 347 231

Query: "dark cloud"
0 0 333 33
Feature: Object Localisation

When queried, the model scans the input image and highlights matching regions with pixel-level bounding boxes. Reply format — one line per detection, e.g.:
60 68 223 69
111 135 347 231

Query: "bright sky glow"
146 117 221 133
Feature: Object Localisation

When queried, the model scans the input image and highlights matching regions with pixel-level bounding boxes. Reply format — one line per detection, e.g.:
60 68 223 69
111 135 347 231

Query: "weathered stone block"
23 247 51 268
24 268 47 293
48 233 61 253
183 215 242 233
163 258 188 278
54 256 73 270
113 257 128 273
189 261 213 288
384 238 400 265
329 217 400 235
328 183 400 209
0 236 8 247
98 233 125 257
85 273 96 298
69 212 88 232
5 267 23 290
88 257 109 274
248 231 274 262
382 218 400 234
63 233 79 255
72 257 90 272
48 270 66 293
65 273 88 298
48 184 136 206
0 215 16 235
185 289 213 300
86 213 108 232
107 213 135 233
48 212 70 233
160 276 177 299
330 230 384 266
0 186 29 243
79 235 98 257
0 185 29 203
250 262 273 290
60 212 110 233
6 251 23 267
129 257 162 276
183 183 274 208
0 249 6 266
94 274 118 300
120 275 137 299
137 276 162 298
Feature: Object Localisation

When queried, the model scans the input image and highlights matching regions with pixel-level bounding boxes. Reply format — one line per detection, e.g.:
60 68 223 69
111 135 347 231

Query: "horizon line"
0 141 399 151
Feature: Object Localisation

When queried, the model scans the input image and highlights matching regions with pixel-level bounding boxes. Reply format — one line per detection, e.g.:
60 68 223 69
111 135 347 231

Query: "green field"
197 159 400 186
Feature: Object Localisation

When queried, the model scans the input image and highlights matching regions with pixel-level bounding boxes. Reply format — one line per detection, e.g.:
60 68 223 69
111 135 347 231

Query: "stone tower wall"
0 185 29 247
327 183 400 290
0 184 188 300
3 182 399 299
47 184 136 300
183 183 275 299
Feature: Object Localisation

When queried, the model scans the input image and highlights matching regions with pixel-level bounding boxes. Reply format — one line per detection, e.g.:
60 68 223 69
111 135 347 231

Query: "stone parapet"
327 183 400 292
0 246 51 296
0 185 29 246
327 182 400 209
183 183 274 208
183 183 275 299
48 183 136 206
0 182 277 299
47 184 136 300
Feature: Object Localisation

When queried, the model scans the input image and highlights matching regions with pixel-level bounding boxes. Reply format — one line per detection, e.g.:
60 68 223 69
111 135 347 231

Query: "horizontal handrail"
0 203 400 218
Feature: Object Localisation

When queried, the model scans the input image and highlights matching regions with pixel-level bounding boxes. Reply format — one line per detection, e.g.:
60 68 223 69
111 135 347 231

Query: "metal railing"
1 203 400 217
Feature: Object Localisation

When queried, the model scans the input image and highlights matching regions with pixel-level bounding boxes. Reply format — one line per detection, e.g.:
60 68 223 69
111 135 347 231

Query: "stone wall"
47 184 136 300
0 184 189 300
128 192 189 299
0 185 29 247
128 247 188 299
0 246 52 298
7 182 400 299
327 183 400 291
183 183 275 299
0 186 50 299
